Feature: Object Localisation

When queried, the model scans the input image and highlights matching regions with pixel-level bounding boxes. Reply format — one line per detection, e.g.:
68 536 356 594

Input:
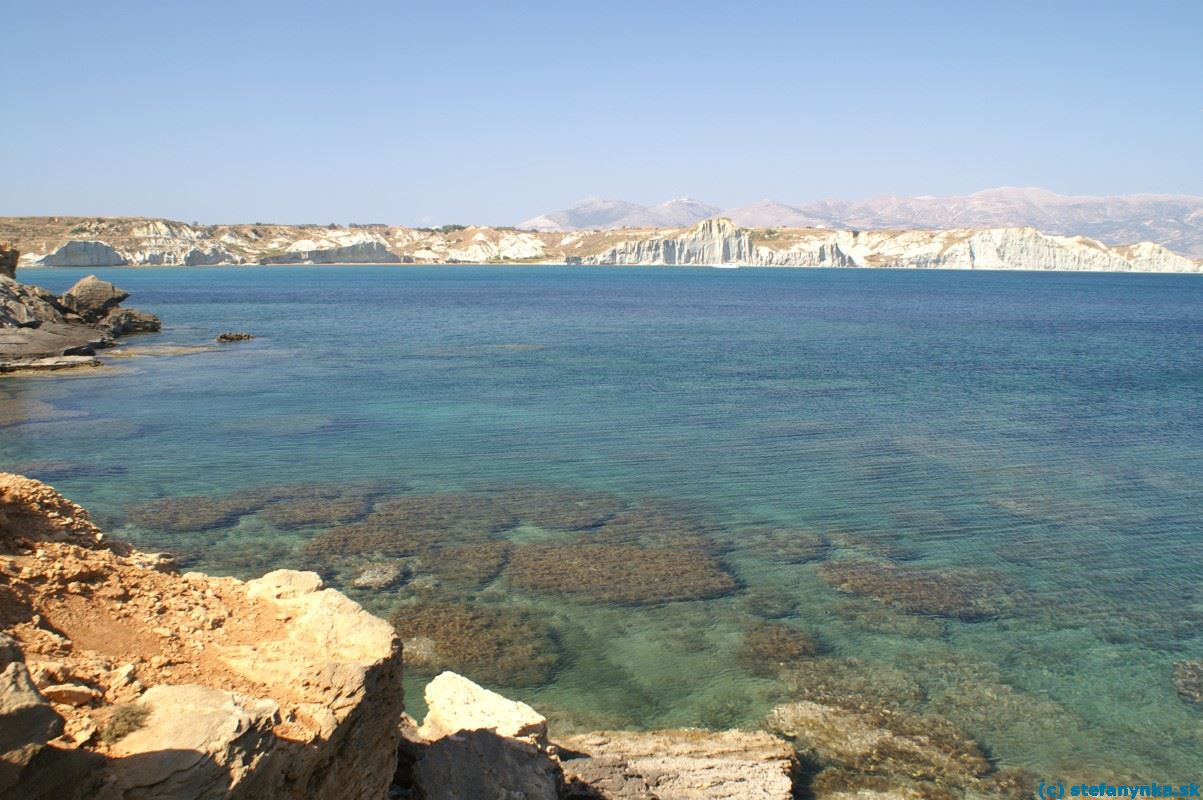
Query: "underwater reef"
736 527 829 563
818 559 1016 621
505 541 738 605
492 486 628 531
737 621 824 677
389 599 562 687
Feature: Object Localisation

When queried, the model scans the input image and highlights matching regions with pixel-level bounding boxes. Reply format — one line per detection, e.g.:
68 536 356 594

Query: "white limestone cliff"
580 220 1202 272
4 216 1200 272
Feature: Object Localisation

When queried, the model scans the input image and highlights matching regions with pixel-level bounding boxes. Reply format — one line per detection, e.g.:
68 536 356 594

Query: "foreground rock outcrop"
3 216 1199 271
0 264 160 371
0 473 404 799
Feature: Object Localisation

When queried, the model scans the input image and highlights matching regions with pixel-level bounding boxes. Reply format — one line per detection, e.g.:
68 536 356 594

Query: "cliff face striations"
2 216 1200 272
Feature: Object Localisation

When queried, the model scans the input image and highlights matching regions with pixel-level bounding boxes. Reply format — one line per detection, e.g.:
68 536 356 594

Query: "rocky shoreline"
0 244 160 372
0 473 1068 799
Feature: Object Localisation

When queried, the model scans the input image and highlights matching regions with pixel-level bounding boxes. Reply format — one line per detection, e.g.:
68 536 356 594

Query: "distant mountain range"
518 188 1203 257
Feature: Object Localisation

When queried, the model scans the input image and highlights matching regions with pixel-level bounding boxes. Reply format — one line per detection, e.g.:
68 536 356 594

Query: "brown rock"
58 275 129 322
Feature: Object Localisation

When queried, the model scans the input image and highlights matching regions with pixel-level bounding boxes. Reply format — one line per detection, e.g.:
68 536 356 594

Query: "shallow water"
3 265 1202 777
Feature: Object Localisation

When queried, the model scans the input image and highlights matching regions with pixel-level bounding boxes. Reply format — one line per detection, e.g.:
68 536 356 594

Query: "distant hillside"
1 216 1198 273
519 188 1203 258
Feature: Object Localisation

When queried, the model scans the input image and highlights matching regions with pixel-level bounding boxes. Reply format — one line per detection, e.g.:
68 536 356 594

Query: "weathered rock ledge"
0 245 160 372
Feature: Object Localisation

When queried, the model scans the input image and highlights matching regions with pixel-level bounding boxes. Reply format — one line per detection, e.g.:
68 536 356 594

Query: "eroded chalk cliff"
3 216 1200 271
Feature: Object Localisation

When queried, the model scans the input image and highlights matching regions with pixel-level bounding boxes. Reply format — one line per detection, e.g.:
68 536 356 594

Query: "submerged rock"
818 560 1014 621
1173 660 1203 708
390 600 562 687
125 493 264 533
258 495 370 529
350 562 409 590
421 540 512 587
780 657 928 712
589 503 722 552
506 541 737 605
737 527 829 563
493 486 627 531
304 493 515 560
738 621 824 677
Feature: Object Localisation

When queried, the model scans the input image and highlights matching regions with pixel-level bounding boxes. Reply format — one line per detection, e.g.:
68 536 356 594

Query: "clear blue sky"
3 0 1201 225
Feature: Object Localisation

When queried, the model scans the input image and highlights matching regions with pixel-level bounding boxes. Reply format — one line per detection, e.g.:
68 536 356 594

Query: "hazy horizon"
3 0 1202 225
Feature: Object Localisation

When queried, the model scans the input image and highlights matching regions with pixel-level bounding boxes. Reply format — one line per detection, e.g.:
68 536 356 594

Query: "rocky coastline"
0 244 160 372
3 217 1200 272
0 473 1074 799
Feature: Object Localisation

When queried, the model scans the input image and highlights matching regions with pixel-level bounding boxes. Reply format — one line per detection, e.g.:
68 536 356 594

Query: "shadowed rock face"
0 244 17 279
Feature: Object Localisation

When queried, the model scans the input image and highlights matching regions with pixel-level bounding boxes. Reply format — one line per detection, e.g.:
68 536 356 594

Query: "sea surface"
3 265 1202 778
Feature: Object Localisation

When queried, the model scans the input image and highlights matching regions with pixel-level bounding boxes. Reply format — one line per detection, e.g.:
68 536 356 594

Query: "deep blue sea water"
3 265 1202 777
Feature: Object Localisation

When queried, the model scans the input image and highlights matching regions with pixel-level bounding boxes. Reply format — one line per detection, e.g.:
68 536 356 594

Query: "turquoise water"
3 265 1202 778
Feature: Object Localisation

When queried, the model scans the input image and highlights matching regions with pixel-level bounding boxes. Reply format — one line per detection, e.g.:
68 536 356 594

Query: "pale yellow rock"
418 670 548 742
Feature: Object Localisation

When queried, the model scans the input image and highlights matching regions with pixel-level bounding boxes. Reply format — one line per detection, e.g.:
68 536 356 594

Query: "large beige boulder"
418 670 548 742
59 275 130 322
408 671 563 800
